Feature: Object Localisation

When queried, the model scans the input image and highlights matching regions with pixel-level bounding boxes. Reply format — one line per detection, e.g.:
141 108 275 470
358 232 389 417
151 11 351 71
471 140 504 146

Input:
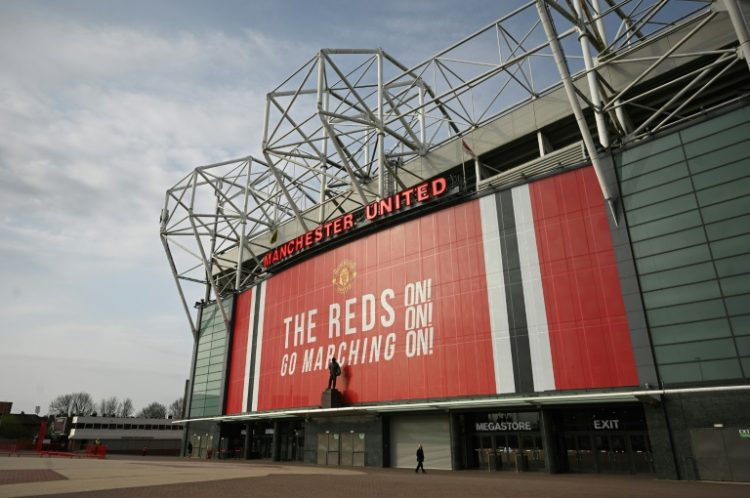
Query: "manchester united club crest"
332 260 357 294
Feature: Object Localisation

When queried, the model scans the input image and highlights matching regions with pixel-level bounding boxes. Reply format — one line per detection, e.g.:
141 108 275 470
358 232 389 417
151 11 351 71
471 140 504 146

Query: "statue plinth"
321 388 344 408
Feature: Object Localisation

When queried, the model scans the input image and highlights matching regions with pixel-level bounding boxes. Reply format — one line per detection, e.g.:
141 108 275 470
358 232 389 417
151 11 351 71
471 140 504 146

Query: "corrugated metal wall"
389 414 451 470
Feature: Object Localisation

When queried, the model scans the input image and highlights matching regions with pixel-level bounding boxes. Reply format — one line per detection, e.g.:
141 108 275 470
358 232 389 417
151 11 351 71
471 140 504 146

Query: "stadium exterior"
161 1 750 481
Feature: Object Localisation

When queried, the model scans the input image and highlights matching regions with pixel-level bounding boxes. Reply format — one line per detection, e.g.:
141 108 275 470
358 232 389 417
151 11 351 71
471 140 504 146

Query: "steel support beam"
723 0 750 73
574 0 609 148
536 0 617 222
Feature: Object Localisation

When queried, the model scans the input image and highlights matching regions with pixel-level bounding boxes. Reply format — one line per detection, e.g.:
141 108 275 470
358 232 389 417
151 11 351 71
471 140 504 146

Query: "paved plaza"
1 455 749 498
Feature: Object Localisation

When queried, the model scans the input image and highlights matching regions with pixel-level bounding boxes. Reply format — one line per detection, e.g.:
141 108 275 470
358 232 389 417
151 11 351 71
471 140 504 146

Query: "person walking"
415 444 426 473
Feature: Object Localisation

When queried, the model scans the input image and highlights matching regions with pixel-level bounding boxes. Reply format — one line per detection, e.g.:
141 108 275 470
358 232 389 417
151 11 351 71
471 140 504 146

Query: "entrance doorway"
317 432 366 466
564 432 653 474
277 422 305 462
690 427 750 481
340 432 366 467
555 404 654 475
317 432 340 465
472 433 545 471
190 433 213 459
467 411 544 471
247 422 273 459
218 423 244 459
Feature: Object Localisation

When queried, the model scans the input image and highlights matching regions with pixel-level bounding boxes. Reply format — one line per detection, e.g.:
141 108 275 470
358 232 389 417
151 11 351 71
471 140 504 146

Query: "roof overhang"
172 385 750 425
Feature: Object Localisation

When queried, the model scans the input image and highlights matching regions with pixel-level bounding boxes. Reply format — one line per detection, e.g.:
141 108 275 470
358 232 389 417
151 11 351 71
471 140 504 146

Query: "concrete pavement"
1 455 748 498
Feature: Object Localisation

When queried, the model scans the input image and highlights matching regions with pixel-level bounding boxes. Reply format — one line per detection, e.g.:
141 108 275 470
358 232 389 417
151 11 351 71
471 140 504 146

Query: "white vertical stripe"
512 185 556 392
251 281 267 412
480 195 516 394
241 287 256 413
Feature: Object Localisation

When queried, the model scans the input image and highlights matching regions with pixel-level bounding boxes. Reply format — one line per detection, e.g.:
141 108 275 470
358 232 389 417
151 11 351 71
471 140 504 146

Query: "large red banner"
256 201 497 410
225 166 641 413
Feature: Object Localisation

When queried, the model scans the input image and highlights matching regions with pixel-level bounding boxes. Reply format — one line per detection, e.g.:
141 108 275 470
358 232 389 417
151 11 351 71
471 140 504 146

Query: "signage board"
262 178 448 267
225 166 640 414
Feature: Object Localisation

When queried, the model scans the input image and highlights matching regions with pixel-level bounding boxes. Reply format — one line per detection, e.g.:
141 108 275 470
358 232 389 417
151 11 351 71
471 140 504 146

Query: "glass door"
630 433 654 473
472 435 494 470
567 434 596 473
521 435 545 471
593 434 614 472
565 434 579 472
189 434 201 458
482 435 493 469
593 434 632 473
564 431 654 474
610 434 630 473
497 434 519 471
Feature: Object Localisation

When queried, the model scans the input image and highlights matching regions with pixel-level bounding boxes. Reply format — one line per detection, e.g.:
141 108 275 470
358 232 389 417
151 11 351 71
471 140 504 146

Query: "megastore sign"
475 421 533 431
262 177 448 267
474 412 537 432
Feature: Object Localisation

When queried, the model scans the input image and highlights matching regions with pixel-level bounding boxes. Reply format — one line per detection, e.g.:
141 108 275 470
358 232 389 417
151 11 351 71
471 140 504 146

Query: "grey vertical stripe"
496 190 534 393
242 287 258 412
512 185 555 392
251 281 267 411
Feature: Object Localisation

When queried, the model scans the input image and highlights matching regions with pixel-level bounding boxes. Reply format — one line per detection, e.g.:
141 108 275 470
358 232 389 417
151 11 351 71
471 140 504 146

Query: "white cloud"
0 0 518 414
0 18 291 270
0 309 192 413
0 12 298 90
0 13 302 413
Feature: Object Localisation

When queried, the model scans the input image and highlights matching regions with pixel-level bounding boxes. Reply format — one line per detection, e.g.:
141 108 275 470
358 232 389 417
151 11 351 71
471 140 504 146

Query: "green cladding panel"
190 300 233 418
617 105 750 385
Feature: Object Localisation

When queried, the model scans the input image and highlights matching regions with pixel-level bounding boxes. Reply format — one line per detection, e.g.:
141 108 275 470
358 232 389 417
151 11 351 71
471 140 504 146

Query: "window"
190 300 231 418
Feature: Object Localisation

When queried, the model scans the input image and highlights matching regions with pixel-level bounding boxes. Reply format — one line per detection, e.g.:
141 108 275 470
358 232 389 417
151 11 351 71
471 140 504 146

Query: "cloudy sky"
0 0 523 415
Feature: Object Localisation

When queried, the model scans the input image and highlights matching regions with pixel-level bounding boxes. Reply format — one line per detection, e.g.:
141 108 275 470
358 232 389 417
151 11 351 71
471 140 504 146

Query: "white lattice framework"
162 0 750 334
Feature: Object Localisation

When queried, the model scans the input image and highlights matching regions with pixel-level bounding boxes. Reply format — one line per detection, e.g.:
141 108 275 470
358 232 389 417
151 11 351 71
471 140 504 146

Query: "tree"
49 394 74 416
119 398 134 417
48 392 94 416
69 392 95 416
137 402 167 419
168 398 184 418
99 397 119 417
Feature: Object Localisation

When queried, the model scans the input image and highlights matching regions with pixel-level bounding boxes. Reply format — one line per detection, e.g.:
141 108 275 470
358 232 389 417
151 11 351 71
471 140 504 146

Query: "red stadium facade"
227 167 637 415
186 165 661 473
